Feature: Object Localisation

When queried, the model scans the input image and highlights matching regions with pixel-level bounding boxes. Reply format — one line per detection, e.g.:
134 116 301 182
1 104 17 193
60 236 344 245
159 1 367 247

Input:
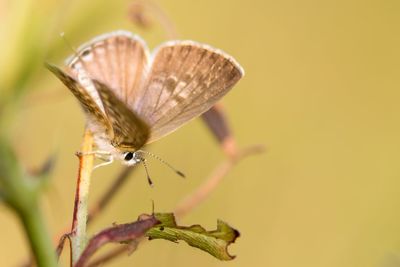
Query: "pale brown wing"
133 41 244 143
67 31 150 105
45 62 112 137
92 80 150 151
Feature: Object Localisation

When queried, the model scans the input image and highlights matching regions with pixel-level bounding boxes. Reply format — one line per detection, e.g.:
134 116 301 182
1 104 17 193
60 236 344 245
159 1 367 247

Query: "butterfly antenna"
137 150 185 178
140 158 154 187
60 32 79 56
59 32 86 65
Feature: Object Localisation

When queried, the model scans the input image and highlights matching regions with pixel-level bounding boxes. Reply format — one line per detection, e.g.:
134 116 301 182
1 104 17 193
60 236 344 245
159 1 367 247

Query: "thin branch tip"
176 170 186 178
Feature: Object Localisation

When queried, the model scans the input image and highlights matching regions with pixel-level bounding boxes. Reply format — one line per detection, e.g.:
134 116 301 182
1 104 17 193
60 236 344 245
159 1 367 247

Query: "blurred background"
1 0 400 266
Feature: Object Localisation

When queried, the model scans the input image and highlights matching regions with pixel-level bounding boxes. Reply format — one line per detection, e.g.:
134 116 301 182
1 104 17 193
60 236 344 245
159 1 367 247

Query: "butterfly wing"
92 80 150 151
133 41 244 143
62 32 243 146
45 62 112 137
46 62 149 150
67 31 150 105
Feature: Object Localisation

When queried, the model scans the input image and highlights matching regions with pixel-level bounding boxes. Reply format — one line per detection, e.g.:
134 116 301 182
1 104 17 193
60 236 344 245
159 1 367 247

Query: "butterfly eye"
124 152 134 161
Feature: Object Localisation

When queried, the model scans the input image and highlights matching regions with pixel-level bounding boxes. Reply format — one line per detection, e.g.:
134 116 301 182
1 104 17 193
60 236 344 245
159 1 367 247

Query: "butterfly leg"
76 150 114 169
93 156 114 170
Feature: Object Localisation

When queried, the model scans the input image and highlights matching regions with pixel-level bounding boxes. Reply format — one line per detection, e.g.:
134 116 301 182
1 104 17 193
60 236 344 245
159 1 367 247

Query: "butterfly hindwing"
133 41 244 143
92 80 150 150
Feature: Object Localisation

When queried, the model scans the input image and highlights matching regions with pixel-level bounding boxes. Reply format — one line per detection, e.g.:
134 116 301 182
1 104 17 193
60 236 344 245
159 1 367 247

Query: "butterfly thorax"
94 135 141 166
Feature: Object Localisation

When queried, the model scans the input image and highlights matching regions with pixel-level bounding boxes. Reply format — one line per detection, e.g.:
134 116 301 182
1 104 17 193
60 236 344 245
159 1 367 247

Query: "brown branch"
174 145 264 218
128 0 179 39
201 104 238 158
86 245 129 267
87 166 137 224
56 233 72 261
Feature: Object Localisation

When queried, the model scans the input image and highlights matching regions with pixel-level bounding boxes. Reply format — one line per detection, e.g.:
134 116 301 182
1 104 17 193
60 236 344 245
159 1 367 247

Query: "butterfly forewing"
67 31 150 105
45 62 112 136
93 80 150 150
134 41 244 143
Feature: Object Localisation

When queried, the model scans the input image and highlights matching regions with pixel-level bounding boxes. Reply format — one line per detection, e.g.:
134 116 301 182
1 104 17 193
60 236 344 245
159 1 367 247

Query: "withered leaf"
147 213 240 260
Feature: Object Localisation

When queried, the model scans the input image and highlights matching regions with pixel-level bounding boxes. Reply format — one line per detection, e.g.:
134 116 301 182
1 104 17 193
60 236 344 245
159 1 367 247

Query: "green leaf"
147 213 240 260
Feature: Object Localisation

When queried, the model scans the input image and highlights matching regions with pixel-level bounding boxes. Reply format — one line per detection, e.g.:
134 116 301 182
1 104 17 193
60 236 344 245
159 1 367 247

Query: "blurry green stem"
70 130 94 264
0 138 57 267
19 202 57 267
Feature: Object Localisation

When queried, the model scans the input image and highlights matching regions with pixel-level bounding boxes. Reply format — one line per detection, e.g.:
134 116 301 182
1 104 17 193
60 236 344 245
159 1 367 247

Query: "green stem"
19 203 58 267
0 138 57 266
70 130 94 264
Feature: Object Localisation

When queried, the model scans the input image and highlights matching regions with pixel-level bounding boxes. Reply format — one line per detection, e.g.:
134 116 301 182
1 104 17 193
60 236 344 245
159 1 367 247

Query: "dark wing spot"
182 73 193 83
81 49 91 57
165 76 177 93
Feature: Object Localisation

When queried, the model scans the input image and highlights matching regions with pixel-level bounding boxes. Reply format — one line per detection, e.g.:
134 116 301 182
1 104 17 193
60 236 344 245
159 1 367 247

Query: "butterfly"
46 30 244 172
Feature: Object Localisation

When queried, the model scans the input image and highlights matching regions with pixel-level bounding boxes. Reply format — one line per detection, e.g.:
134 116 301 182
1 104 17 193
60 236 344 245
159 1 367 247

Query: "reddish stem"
75 215 158 267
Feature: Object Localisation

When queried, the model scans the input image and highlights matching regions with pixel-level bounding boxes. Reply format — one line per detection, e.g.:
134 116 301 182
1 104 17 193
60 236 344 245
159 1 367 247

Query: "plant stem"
87 166 136 224
19 204 58 267
0 137 57 267
70 129 94 264
174 145 264 218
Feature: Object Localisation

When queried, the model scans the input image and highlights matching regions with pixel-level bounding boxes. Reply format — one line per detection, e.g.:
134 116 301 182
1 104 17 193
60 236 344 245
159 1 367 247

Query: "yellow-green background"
1 0 400 266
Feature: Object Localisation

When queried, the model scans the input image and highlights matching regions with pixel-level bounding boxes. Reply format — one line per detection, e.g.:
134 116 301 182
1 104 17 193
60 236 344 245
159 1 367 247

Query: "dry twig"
87 166 136 223
70 130 95 264
174 145 264 218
